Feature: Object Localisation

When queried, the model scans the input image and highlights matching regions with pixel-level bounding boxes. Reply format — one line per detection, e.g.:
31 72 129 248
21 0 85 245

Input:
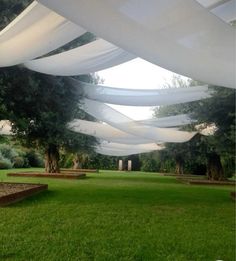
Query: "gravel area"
0 183 41 197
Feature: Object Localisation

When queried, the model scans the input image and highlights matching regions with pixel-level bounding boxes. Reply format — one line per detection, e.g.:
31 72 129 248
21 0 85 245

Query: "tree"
191 87 235 180
154 76 235 179
0 1 98 172
0 67 97 172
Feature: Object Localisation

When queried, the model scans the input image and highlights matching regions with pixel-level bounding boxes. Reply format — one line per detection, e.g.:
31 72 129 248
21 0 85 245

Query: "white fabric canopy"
68 119 155 144
0 1 86 67
196 0 236 23
138 114 196 127
95 147 153 156
82 99 197 143
98 140 164 151
24 39 135 75
39 0 236 88
72 79 212 106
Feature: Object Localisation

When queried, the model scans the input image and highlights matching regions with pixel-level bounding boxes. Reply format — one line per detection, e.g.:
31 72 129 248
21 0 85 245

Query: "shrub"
59 153 74 168
0 144 18 161
25 150 44 167
13 156 27 168
141 158 159 172
0 153 13 169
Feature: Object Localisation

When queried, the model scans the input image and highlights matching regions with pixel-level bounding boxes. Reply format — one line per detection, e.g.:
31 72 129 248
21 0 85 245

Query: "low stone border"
7 172 86 179
60 168 98 173
178 179 235 186
0 182 48 206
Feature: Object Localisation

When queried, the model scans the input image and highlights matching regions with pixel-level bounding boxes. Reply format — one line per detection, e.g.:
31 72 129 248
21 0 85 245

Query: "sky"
97 58 188 120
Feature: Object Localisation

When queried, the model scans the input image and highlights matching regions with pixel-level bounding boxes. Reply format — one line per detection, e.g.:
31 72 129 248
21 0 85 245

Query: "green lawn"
0 169 235 261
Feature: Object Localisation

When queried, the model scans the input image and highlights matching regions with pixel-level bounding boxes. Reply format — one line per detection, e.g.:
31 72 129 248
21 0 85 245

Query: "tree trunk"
175 155 184 175
73 154 81 169
45 145 60 173
207 152 225 181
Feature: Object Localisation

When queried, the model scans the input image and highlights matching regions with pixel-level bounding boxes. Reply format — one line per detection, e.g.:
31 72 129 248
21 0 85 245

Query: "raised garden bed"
60 168 98 173
0 182 48 206
230 192 236 201
7 172 86 179
163 173 206 178
178 179 235 186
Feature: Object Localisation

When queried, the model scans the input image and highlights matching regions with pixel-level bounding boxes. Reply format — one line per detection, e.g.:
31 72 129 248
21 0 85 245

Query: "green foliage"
84 153 119 170
0 0 32 30
12 156 27 168
59 152 74 168
0 152 13 169
153 75 235 176
0 67 97 157
0 140 44 168
141 158 159 172
24 149 44 168
0 1 98 171
0 144 18 160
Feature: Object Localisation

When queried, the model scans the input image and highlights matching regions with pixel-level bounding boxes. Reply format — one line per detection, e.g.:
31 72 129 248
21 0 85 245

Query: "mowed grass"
0 169 235 261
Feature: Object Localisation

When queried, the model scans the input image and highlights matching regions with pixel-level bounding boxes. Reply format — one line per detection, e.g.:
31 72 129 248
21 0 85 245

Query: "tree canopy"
154 76 235 179
0 0 98 172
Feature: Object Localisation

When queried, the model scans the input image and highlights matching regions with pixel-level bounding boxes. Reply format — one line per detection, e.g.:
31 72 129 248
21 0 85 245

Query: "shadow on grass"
88 175 178 185
7 189 58 208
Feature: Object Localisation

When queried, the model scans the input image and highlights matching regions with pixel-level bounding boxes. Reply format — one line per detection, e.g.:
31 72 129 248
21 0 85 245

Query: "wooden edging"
0 182 48 206
178 179 235 186
7 172 86 179
60 168 99 173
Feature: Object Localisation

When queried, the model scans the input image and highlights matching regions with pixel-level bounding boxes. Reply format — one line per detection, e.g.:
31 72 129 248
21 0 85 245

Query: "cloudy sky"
97 58 188 120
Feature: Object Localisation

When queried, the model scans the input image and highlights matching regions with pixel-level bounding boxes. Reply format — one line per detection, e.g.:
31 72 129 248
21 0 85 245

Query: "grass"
0 168 235 261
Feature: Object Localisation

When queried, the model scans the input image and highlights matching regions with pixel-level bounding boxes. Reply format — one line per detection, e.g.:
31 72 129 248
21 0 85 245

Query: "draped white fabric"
96 141 165 156
196 0 236 23
39 0 236 88
0 1 86 67
72 79 212 106
95 147 153 156
98 140 164 151
138 114 196 127
82 99 197 143
24 39 135 75
68 119 154 144
210 0 236 23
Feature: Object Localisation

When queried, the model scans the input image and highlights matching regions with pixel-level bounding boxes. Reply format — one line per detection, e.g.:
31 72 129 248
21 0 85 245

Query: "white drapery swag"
95 141 165 156
138 114 196 127
24 39 135 75
39 0 236 88
72 79 212 106
81 99 197 143
196 0 236 23
95 147 161 156
68 119 155 144
0 1 86 67
95 148 147 156
98 140 164 151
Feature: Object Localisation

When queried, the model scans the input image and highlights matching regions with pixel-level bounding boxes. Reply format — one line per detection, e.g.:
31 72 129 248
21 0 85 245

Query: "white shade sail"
96 147 155 156
39 0 236 88
98 140 164 151
138 114 196 127
196 0 236 23
0 1 86 67
72 79 212 106
68 119 154 144
24 39 135 75
82 99 197 143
